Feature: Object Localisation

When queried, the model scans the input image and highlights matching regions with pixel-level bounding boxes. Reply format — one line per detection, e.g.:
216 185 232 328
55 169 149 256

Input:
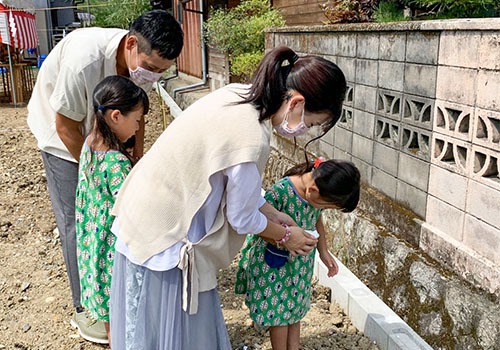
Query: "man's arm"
55 112 84 161
132 115 145 159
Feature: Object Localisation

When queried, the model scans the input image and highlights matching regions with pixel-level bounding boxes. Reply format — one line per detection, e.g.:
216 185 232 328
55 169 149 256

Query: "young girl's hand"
319 250 339 277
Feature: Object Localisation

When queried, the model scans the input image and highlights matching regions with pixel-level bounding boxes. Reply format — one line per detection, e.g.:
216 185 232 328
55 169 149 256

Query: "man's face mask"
128 46 163 87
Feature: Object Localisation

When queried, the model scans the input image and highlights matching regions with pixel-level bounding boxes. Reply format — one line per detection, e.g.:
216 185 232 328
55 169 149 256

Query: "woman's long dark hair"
91 75 149 164
284 159 360 212
241 46 347 133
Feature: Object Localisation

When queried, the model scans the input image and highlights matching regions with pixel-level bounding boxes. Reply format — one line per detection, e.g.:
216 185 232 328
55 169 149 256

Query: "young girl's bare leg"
287 322 300 350
270 325 288 350
104 321 111 348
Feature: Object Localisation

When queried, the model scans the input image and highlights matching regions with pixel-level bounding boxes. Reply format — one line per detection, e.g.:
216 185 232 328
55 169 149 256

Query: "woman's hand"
260 202 297 227
282 227 317 256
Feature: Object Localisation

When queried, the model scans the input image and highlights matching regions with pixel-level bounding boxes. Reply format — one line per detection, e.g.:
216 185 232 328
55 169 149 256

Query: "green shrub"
373 1 407 22
230 51 264 79
204 0 284 82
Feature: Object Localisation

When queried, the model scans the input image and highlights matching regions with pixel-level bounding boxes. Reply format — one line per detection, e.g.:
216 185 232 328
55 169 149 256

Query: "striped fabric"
0 4 38 49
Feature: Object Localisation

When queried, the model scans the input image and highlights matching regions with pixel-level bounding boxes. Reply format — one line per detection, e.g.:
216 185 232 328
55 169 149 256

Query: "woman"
109 46 347 349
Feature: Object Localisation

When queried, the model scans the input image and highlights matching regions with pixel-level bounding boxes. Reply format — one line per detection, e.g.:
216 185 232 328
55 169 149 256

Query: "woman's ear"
289 93 305 111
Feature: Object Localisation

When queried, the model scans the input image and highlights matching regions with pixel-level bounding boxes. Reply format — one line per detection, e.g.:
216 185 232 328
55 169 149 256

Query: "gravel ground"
0 92 378 350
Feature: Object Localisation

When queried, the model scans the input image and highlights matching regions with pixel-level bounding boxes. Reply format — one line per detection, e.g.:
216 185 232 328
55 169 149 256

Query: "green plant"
373 1 407 22
204 0 284 82
90 0 151 28
404 0 499 18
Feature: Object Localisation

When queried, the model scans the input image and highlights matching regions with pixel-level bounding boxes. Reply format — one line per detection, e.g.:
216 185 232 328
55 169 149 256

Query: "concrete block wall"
265 18 500 349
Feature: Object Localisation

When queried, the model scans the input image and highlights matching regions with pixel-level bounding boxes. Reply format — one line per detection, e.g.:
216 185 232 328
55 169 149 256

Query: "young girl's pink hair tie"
314 157 326 168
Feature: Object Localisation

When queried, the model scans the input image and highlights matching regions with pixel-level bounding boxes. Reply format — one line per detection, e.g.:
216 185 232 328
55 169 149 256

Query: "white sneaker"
70 310 108 344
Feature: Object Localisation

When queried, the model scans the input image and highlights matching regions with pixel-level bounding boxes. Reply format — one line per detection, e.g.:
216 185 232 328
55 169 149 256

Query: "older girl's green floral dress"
235 177 322 327
75 142 131 322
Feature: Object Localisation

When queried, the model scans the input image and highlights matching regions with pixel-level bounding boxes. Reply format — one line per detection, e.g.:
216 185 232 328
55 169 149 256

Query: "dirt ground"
0 92 378 350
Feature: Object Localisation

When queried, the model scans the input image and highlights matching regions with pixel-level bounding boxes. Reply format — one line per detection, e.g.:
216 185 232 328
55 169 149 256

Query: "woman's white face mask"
274 105 310 137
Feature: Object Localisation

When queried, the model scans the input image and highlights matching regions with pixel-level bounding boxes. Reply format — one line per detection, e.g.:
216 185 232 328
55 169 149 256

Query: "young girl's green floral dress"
235 177 322 327
75 143 131 322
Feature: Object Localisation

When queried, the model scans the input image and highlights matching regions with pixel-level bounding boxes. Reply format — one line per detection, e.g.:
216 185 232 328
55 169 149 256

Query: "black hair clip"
291 54 299 63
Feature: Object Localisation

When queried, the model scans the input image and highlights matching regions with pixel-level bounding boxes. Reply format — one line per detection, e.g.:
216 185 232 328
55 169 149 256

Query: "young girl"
74 75 149 344
236 157 360 350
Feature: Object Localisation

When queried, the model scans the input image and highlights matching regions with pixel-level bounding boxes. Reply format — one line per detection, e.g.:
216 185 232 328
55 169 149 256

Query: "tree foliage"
89 0 151 28
204 0 284 81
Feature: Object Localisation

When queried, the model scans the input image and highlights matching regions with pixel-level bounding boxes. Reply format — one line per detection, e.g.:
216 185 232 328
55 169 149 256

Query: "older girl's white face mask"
274 105 310 137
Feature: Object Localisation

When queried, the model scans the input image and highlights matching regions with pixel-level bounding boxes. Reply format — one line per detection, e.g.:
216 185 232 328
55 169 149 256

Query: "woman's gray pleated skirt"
110 252 232 350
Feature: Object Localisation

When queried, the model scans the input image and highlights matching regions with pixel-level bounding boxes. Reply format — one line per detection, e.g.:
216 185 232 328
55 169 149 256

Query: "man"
27 10 183 344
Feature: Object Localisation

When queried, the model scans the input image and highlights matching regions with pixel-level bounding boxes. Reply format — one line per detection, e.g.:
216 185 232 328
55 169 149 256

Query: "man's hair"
130 10 183 60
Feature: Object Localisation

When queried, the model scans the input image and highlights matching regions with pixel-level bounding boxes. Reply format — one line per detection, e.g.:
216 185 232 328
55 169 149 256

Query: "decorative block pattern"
471 144 500 191
432 133 471 176
474 108 500 150
401 125 431 161
434 101 474 142
377 90 403 121
376 116 401 148
338 106 354 131
344 84 354 107
403 95 434 130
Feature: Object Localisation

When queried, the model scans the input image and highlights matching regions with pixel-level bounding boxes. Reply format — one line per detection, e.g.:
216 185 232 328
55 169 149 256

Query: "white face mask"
128 47 163 87
274 106 309 137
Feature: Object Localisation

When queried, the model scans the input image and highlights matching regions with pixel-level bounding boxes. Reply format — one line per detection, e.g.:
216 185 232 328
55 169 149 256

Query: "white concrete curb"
155 82 183 119
314 254 433 350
